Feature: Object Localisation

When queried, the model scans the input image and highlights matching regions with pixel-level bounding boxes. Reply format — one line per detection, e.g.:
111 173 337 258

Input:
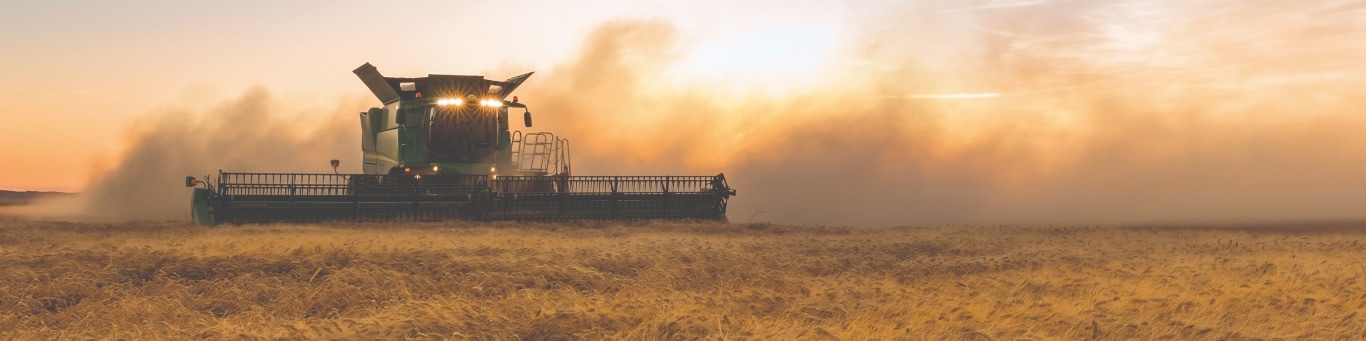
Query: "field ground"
3 217 1366 340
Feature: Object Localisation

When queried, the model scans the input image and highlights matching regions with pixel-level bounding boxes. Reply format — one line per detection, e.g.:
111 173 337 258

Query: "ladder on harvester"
511 131 571 175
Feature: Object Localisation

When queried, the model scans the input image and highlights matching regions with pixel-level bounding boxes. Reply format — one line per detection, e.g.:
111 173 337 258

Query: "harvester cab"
352 63 548 181
184 63 736 225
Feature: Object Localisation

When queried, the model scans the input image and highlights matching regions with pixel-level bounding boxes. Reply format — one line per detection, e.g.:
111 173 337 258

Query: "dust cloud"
56 0 1366 225
520 1 1366 226
68 88 361 221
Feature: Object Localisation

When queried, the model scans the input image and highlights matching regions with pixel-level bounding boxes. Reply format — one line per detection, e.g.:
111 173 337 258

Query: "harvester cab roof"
353 62 533 105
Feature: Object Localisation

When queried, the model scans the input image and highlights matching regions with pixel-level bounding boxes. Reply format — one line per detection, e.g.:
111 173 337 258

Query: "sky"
4 0 1366 226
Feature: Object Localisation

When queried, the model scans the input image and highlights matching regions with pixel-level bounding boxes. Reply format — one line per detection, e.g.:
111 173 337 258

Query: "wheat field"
2 216 1365 340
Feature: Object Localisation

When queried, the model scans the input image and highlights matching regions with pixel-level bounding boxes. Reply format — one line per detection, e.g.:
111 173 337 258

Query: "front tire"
347 175 380 195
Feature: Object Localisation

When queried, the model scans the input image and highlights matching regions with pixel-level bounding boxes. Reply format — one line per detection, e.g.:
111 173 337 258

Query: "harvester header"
184 63 736 225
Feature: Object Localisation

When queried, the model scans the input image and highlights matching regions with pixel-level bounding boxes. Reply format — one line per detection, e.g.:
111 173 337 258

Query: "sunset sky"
4 1 1366 225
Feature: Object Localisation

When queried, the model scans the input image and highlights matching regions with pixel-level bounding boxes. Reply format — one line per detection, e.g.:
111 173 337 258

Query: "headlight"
480 99 503 107
437 98 464 106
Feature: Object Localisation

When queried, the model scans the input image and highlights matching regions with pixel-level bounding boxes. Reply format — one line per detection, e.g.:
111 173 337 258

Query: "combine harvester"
185 63 735 225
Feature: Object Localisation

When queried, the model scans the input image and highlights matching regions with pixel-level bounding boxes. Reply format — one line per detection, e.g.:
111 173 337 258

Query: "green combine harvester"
185 63 735 225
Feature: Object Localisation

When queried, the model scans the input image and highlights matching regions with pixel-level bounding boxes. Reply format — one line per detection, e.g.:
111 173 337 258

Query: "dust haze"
62 89 364 221
61 0 1366 225
521 0 1366 225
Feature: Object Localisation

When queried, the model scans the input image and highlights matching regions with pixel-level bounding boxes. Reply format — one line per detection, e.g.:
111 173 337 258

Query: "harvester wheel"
379 174 418 186
348 175 380 195
376 174 421 196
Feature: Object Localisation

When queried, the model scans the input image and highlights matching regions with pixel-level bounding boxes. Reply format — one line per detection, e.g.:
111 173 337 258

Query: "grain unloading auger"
184 63 735 225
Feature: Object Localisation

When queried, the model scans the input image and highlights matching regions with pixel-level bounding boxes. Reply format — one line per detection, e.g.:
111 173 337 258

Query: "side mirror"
394 108 407 125
185 176 198 188
330 159 340 173
523 111 533 127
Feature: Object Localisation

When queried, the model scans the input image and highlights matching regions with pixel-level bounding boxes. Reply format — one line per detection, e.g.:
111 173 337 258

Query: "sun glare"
668 25 838 95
